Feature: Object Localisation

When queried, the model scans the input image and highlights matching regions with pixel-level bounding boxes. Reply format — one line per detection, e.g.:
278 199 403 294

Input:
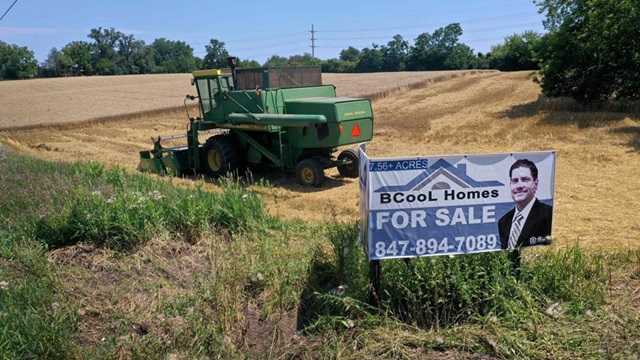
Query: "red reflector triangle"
351 123 361 137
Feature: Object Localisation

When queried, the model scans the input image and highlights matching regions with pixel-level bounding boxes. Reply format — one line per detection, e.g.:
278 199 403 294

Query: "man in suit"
498 159 553 250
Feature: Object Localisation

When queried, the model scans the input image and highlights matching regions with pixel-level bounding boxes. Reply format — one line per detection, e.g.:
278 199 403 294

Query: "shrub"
489 31 542 71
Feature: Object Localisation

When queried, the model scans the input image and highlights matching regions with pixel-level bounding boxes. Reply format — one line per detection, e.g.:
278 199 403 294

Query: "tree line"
1 0 638 102
1 24 539 80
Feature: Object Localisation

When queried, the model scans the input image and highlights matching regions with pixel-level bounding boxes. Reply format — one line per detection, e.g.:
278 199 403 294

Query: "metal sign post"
368 260 381 307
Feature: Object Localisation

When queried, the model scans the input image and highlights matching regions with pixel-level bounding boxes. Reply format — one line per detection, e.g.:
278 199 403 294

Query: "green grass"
0 233 78 359
1 152 267 251
1 149 639 359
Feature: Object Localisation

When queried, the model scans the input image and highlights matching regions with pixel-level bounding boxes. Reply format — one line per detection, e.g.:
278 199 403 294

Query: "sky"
0 0 546 64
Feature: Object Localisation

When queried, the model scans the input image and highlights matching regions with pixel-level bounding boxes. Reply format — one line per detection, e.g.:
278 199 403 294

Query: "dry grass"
2 71 639 250
0 70 489 130
328 70 494 99
47 237 213 348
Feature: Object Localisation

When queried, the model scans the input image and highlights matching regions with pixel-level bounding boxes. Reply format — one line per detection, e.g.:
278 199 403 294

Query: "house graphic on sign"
374 159 504 192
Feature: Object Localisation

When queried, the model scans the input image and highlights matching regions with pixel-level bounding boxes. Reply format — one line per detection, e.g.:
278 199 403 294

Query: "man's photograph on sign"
365 151 555 260
498 159 553 250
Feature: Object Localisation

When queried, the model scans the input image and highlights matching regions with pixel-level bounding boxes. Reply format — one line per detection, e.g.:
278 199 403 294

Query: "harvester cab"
138 62 373 187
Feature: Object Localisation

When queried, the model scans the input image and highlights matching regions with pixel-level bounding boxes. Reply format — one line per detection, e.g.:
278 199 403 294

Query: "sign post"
358 145 383 306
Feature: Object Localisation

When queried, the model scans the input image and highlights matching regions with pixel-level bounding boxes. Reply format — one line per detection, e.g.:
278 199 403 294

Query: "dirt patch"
241 302 298 357
48 238 213 347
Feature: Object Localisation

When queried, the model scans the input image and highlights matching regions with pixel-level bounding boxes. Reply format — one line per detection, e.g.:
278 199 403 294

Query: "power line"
316 22 542 43
229 47 310 59
193 37 308 51
0 0 19 22
189 32 307 46
317 11 539 34
315 35 510 50
195 44 310 58
230 41 309 52
199 14 544 61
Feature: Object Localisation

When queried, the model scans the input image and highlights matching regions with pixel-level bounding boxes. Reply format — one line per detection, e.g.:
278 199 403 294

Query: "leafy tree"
381 35 409 71
0 41 38 80
41 48 68 77
194 56 203 70
237 58 260 68
128 43 155 74
408 23 466 70
151 38 197 73
535 0 640 101
263 55 288 67
115 35 152 74
321 58 356 73
202 39 229 69
85 27 158 75
61 41 93 75
88 27 123 74
472 52 491 69
286 53 321 66
94 58 117 75
355 45 384 72
444 43 477 70
263 54 319 67
489 31 542 71
339 46 361 62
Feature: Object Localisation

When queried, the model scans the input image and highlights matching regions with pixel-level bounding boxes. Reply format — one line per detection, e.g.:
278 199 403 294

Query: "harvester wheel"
337 149 359 178
296 158 325 187
202 136 241 177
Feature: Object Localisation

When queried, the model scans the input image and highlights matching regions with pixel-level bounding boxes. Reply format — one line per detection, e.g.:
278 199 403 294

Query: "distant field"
0 70 488 130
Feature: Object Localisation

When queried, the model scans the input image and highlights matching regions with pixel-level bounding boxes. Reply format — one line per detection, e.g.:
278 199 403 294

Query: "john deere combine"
139 59 373 186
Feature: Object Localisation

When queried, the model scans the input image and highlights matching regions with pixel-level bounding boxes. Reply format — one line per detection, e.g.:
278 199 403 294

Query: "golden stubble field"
2 71 639 249
0 70 480 130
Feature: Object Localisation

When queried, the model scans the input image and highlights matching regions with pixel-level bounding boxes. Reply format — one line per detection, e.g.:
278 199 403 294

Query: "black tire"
295 158 325 187
202 135 241 177
337 149 359 178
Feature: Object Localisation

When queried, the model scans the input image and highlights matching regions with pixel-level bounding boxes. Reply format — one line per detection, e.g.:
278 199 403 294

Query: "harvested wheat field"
2 71 639 249
0 70 483 130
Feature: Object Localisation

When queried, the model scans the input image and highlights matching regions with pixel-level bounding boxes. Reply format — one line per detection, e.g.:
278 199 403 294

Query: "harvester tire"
337 149 359 178
296 158 325 187
202 136 241 178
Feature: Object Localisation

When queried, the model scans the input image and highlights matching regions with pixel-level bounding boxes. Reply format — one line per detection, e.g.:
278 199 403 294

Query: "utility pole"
310 24 316 57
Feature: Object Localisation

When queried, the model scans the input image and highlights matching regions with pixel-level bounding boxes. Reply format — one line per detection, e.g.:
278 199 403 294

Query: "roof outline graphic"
374 158 504 192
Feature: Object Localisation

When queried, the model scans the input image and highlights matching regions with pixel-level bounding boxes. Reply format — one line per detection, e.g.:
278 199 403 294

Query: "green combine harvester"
139 58 373 186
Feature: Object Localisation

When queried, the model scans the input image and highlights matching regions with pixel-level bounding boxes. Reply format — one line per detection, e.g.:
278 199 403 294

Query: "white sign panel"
362 151 556 260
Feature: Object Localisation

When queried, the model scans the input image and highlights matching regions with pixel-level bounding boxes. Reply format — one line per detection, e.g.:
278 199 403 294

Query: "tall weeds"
0 153 266 251
307 223 609 330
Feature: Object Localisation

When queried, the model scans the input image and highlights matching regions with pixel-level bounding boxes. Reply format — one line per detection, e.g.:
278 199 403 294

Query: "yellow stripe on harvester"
192 69 225 78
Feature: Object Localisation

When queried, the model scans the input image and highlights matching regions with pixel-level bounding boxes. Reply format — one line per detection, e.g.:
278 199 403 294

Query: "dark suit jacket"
498 199 553 249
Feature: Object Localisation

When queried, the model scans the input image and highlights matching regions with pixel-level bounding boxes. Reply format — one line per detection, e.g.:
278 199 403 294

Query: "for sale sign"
361 151 555 260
